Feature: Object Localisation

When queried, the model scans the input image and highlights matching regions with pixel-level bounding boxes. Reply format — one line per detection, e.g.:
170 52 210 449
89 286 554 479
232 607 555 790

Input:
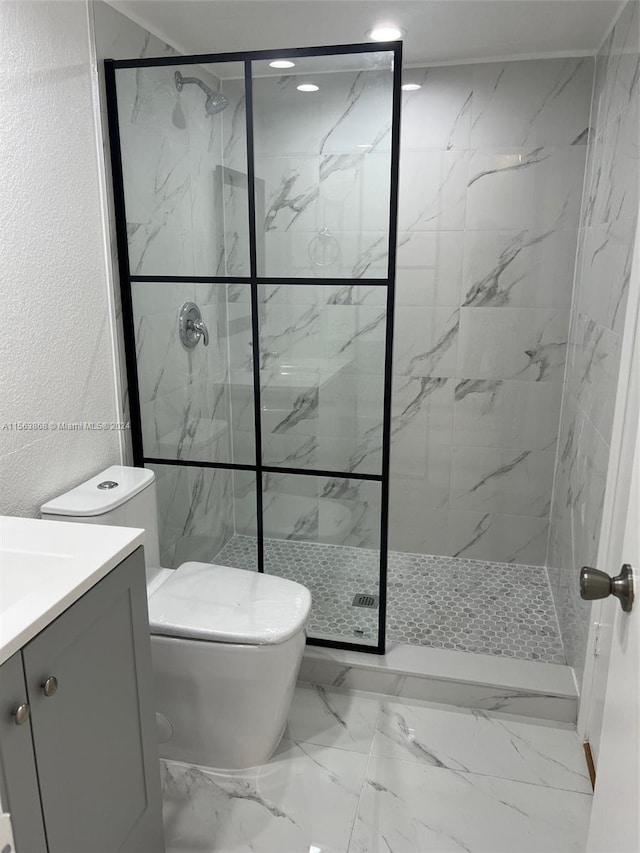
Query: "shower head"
175 70 229 116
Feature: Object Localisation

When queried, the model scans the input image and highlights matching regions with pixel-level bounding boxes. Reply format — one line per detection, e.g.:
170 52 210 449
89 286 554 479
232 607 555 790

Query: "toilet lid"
147 562 312 645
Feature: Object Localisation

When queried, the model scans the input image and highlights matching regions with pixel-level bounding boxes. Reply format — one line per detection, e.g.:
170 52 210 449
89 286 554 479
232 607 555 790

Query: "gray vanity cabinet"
0 651 48 852
0 547 165 853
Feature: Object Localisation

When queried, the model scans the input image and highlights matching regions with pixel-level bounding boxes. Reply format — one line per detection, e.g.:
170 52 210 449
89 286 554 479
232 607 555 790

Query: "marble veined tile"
371 702 591 792
576 221 637 337
446 511 550 565
466 147 586 232
161 742 367 853
399 150 469 232
462 228 577 309
394 307 459 378
284 685 381 754
400 65 473 151
348 757 591 853
470 58 593 148
457 307 570 382
392 374 454 448
451 446 555 517
569 315 621 443
593 0 640 131
587 96 639 232
396 231 464 307
453 379 563 451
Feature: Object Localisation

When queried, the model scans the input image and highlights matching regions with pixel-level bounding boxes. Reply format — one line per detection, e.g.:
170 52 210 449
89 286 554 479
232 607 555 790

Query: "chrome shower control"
179 302 209 349
97 481 118 490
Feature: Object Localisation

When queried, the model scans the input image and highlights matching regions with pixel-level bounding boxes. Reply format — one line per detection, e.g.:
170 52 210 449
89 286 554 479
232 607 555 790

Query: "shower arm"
177 76 212 96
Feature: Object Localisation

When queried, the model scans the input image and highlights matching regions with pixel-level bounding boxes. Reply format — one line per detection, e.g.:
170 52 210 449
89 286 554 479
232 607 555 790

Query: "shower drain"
352 593 379 608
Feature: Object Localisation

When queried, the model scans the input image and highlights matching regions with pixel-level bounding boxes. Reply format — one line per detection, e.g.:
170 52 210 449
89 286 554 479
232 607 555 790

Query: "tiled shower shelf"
212 535 566 664
231 355 352 389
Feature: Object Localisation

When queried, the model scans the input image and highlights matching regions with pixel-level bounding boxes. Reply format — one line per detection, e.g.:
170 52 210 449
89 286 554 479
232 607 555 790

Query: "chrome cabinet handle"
580 564 634 612
179 302 209 348
12 703 30 725
42 676 58 697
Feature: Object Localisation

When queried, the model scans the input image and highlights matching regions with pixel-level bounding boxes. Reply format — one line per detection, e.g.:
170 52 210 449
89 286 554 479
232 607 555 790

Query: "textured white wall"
0 0 122 517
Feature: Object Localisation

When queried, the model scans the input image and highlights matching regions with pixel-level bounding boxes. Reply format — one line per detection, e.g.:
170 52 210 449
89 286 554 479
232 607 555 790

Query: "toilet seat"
147 562 311 645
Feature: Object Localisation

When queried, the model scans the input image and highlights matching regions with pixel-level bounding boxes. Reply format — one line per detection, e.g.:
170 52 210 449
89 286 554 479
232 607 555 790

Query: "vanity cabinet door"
22 547 165 853
0 651 48 853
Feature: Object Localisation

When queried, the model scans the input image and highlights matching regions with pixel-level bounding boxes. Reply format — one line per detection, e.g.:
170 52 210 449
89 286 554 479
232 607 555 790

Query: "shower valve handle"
190 318 209 346
179 302 209 348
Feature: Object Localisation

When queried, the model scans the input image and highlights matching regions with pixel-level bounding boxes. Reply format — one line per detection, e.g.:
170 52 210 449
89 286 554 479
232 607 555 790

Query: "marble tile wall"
100 9 625 596
115 66 223 275
249 65 393 279
548 1 640 685
149 462 234 567
389 57 594 564
92 2 241 564
221 65 393 549
91 0 181 463
215 57 593 557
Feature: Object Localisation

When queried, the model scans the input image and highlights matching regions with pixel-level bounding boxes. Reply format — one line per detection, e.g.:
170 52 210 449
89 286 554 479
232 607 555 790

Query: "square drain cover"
352 593 379 608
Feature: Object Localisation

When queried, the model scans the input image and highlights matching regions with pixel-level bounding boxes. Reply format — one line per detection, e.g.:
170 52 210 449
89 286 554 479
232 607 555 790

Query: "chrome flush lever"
179 302 209 348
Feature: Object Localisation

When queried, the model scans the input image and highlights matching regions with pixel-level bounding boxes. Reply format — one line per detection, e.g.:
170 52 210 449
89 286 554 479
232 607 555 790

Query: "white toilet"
41 465 311 770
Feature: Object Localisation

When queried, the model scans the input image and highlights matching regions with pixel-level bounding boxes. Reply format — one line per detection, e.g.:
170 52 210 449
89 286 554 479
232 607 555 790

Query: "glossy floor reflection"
161 685 591 853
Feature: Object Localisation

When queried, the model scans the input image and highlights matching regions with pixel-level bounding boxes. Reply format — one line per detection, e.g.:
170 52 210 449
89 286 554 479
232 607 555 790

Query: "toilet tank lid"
40 466 155 517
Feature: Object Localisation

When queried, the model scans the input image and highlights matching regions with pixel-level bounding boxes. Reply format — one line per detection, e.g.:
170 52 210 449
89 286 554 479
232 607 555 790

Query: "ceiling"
107 0 624 65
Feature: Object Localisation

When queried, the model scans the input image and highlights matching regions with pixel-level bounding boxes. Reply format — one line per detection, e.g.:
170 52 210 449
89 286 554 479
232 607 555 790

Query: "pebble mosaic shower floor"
212 535 566 664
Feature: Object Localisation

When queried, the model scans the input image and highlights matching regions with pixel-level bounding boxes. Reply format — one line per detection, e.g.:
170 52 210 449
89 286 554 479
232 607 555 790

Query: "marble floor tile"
348 755 592 853
162 739 368 853
285 685 381 754
371 701 591 792
160 687 592 853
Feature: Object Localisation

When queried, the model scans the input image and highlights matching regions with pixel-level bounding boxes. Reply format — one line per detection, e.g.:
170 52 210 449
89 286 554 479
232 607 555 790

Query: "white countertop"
0 516 144 665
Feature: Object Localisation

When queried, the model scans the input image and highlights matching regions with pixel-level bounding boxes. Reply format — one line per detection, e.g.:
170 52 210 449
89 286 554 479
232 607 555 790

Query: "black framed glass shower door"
105 43 401 653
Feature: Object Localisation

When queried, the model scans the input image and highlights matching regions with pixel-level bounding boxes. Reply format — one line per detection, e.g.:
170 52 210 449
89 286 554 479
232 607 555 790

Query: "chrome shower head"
174 70 229 116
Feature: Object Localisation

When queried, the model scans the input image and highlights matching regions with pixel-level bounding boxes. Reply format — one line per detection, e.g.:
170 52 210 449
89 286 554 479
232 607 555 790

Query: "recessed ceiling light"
367 24 405 42
269 60 295 69
297 83 319 92
401 83 422 91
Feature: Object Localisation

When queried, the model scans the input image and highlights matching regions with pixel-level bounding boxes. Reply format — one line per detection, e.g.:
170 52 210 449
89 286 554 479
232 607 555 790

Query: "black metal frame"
104 41 402 654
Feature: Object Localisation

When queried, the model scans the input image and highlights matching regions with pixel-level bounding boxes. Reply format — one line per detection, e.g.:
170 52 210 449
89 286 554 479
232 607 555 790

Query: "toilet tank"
40 466 161 572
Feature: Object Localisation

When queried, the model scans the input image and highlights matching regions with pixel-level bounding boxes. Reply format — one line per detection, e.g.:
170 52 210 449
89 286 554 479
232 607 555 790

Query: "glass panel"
258 284 386 475
210 469 259 571
132 281 255 465
262 472 382 645
149 464 257 569
115 62 250 277
251 51 394 278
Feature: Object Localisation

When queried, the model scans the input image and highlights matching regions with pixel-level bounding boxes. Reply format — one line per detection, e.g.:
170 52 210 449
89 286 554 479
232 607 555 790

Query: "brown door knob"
580 564 634 612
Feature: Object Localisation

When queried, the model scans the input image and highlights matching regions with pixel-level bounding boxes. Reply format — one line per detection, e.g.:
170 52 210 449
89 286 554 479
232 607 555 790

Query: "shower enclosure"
105 44 402 652
104 23 619 672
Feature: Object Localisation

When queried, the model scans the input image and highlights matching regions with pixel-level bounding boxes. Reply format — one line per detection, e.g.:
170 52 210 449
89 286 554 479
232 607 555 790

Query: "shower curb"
298 644 579 724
